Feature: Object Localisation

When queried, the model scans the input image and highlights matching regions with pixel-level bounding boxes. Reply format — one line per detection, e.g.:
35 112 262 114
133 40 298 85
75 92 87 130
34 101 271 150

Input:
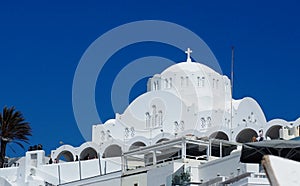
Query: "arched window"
158 110 163 126
197 77 200 86
181 77 184 87
200 117 206 128
213 78 215 88
124 128 130 138
174 121 179 132
201 77 205 87
186 76 189 86
145 112 150 128
207 117 212 127
153 82 157 90
152 105 157 127
169 78 172 88
101 130 105 141
106 130 112 140
180 121 184 131
165 79 168 89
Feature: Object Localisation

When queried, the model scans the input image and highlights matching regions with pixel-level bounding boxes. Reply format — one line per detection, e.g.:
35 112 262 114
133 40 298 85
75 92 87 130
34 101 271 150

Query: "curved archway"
209 131 229 141
236 129 258 143
129 141 146 150
266 125 282 139
80 147 98 160
57 150 74 162
156 138 170 144
103 144 122 158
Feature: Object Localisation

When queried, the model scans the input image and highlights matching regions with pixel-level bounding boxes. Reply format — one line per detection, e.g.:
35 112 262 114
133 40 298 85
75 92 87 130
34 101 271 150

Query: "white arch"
126 136 149 151
78 142 100 160
209 131 229 141
99 139 124 158
152 133 174 144
129 141 146 150
51 144 76 161
103 144 122 158
235 128 258 143
265 119 290 139
78 142 100 153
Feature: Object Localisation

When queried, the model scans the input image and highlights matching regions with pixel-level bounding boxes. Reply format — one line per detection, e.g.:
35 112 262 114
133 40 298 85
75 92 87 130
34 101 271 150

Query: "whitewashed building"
0 48 299 186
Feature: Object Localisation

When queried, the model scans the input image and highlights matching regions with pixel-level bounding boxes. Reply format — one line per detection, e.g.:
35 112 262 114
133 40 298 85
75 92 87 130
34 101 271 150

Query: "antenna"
231 46 234 96
230 46 235 139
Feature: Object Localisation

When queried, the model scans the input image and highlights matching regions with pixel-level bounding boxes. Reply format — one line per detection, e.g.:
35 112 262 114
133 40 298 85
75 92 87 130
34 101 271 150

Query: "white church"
0 48 299 186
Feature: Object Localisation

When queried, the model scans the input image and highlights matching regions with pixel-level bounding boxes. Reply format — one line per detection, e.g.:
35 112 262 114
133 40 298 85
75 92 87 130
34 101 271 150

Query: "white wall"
60 171 121 186
122 172 147 186
37 157 121 185
147 163 174 186
0 167 18 184
195 152 258 182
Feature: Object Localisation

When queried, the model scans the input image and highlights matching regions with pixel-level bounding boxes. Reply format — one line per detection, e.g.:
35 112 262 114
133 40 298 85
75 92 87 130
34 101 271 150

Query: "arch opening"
266 125 282 139
103 144 122 158
129 141 146 150
156 138 169 144
209 131 229 141
57 150 74 162
236 129 257 143
80 147 98 160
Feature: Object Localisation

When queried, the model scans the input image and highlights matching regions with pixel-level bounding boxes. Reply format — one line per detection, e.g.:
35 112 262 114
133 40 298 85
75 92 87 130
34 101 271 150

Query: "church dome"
147 48 232 113
161 60 218 76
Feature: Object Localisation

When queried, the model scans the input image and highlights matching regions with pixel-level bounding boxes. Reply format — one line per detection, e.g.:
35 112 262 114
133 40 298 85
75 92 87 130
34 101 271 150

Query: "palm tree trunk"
0 140 7 168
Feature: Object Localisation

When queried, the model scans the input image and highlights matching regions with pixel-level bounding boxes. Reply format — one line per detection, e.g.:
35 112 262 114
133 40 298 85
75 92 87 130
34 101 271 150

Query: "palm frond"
0 106 32 160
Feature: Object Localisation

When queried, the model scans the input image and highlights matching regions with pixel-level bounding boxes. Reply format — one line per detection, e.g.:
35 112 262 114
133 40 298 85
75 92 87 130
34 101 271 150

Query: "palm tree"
0 106 32 168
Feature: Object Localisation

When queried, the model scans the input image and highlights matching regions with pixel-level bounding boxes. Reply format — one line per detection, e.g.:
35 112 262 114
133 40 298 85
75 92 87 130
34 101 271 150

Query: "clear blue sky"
1 1 300 157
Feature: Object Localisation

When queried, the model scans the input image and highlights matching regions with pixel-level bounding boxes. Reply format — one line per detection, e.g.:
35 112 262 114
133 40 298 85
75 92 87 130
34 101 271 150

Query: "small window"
186 76 189 86
31 154 37 159
134 183 138 186
165 79 168 88
181 77 184 87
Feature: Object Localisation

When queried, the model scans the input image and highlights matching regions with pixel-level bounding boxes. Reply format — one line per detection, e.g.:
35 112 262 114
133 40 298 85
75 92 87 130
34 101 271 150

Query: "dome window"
201 77 205 87
165 79 168 89
186 76 189 86
158 110 163 126
197 77 200 86
181 77 184 87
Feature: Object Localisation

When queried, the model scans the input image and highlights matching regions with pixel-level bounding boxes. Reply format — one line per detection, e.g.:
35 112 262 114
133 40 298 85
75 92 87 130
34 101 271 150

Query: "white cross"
185 48 192 62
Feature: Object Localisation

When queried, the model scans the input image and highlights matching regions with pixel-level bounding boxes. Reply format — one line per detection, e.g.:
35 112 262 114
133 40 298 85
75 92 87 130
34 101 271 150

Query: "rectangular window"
31 154 37 159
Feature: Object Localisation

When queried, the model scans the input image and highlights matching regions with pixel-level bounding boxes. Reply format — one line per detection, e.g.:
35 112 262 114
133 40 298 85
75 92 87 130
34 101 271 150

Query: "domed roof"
160 48 221 76
161 61 218 76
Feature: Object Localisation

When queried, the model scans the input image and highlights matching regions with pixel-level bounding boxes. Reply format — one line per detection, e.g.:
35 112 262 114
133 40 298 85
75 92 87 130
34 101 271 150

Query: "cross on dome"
185 48 193 62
